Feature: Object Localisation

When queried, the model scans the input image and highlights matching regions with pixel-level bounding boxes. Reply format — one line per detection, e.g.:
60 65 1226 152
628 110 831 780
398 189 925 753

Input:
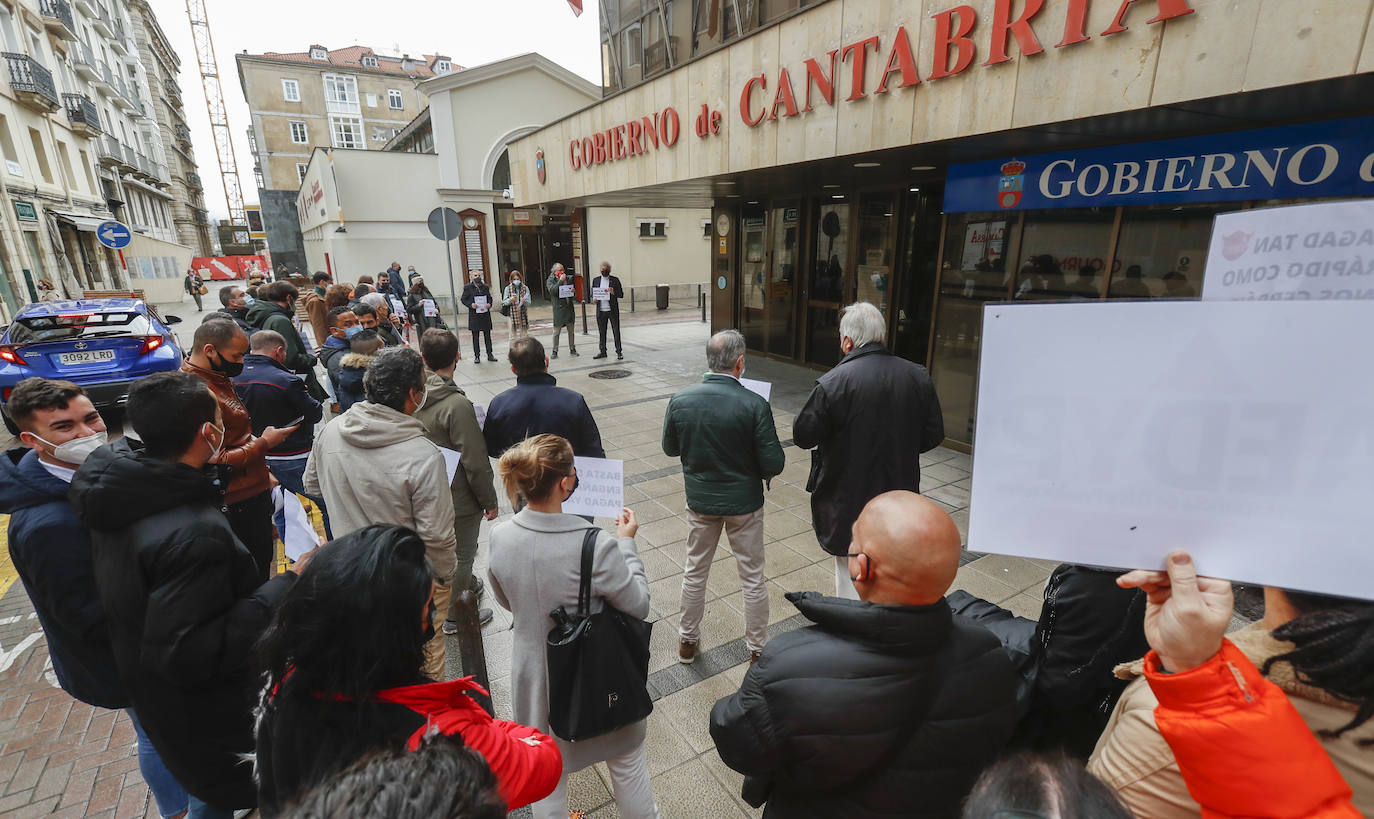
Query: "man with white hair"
545 262 578 358
793 302 944 599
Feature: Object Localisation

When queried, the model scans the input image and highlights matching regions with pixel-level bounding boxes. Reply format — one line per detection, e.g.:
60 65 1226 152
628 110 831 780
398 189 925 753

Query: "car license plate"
58 350 116 366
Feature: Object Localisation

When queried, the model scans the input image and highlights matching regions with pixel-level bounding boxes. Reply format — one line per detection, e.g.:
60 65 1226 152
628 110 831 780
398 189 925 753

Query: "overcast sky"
146 0 604 221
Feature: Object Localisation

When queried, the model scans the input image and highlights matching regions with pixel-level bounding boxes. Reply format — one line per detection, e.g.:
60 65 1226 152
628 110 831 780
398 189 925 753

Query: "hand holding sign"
423 298 439 317
474 295 489 314
558 284 575 299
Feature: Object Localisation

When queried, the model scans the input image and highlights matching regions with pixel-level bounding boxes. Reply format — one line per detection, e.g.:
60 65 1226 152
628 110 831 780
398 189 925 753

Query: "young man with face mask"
318 306 360 404
0 379 194 818
183 318 296 581
71 372 306 817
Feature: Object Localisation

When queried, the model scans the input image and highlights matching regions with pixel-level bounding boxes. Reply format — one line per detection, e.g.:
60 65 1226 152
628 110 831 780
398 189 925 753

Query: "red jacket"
1146 640 1360 819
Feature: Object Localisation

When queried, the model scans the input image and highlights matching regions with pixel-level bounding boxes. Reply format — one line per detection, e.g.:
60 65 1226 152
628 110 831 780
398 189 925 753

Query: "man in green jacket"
546 262 578 358
415 328 498 631
248 281 326 400
662 329 784 665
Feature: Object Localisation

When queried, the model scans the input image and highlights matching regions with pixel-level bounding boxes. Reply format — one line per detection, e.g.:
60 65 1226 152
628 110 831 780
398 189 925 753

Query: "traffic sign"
96 221 132 249
426 207 462 242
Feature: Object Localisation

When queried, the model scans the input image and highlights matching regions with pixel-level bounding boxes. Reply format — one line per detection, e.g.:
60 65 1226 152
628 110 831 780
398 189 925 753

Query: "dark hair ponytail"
1262 591 1374 746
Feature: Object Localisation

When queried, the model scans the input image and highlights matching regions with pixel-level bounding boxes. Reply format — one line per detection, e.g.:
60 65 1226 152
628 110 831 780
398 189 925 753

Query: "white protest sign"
474 403 486 430
436 446 462 485
1202 200 1374 302
423 298 439 317
473 295 489 313
968 300 1374 600
273 487 320 562
592 286 611 301
389 296 406 317
739 377 772 402
558 284 575 299
562 457 624 519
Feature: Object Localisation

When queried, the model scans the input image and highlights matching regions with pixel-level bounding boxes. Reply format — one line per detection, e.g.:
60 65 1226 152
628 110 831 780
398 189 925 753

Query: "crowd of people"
2 269 1370 819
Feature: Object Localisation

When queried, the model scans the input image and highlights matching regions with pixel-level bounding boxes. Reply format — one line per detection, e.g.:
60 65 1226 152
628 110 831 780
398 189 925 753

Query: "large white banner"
968 300 1374 600
1202 200 1374 302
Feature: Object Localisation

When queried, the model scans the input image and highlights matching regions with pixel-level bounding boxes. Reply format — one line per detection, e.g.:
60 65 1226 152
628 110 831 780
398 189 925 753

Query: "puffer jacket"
70 438 295 810
414 373 498 517
182 359 271 504
1088 623 1374 818
1147 641 1360 819
246 299 316 374
304 400 457 579
335 352 374 412
710 592 1019 818
0 448 124 708
663 373 784 516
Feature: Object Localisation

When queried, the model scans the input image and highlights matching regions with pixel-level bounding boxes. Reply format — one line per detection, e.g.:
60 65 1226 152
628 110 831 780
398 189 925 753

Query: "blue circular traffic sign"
95 221 132 249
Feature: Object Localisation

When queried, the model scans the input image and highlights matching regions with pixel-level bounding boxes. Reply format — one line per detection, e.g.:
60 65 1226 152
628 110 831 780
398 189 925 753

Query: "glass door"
805 198 852 367
764 202 799 358
738 204 767 351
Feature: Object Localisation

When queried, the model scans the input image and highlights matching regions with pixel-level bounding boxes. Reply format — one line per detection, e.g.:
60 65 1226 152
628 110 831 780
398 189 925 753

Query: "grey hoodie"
304 400 457 578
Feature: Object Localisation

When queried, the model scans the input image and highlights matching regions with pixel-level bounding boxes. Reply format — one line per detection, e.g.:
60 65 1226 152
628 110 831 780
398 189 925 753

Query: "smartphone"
284 415 305 427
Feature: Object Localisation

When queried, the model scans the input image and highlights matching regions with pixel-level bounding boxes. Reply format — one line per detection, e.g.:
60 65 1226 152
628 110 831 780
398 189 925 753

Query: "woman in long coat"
460 270 496 362
502 270 530 340
405 276 448 334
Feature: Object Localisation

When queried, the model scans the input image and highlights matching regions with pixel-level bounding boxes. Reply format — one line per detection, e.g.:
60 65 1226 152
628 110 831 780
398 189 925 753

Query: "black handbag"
545 528 653 742
500 302 512 317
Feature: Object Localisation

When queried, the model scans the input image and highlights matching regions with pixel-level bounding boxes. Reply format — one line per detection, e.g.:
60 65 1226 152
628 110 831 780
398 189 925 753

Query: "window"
289 121 308 144
309 47 327 60
370 126 390 143
78 149 94 190
329 116 362 148
0 114 21 177
387 89 403 109
637 219 667 238
323 74 359 113
282 79 299 102
361 55 378 68
29 128 53 184
0 5 18 53
57 141 76 189
625 24 642 68
365 92 377 107
296 163 308 183
702 219 712 238
436 59 451 74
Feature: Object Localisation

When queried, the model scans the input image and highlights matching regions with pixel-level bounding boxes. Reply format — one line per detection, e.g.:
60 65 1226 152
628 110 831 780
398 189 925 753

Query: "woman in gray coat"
488 434 659 819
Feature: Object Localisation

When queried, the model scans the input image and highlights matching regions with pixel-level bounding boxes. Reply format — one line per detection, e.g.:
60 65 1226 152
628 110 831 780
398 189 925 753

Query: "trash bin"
656 284 670 310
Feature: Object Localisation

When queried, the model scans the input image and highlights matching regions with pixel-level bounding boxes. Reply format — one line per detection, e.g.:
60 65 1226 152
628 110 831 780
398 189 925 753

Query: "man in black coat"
590 261 625 360
460 269 497 362
793 301 944 599
71 372 304 813
215 285 256 336
710 491 1018 818
482 337 604 459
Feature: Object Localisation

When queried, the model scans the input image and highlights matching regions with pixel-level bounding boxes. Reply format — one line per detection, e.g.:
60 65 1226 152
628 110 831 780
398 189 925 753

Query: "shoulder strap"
576 528 599 618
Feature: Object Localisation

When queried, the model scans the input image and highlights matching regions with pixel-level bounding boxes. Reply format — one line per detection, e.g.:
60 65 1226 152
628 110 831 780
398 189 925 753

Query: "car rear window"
10 312 153 344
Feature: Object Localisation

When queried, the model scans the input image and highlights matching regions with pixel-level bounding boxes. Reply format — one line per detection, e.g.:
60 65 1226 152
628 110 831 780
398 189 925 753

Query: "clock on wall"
715 213 730 237
464 216 479 230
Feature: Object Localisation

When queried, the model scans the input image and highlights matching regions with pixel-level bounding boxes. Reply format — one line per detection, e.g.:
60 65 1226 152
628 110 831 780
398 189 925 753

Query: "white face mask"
32 430 107 466
413 387 429 412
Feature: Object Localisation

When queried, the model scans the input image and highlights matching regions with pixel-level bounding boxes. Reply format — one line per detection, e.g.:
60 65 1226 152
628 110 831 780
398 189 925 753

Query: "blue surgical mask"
242 295 255 306
343 325 363 339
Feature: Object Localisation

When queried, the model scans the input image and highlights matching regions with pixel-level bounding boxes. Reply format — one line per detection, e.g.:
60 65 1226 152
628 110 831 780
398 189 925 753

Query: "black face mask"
566 471 580 499
209 350 244 378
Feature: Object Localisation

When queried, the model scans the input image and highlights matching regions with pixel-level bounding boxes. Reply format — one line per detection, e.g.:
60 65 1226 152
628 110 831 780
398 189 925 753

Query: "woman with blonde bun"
488 434 659 819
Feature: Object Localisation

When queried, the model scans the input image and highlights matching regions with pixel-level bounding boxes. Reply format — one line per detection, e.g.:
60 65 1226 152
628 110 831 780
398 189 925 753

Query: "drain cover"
589 368 631 379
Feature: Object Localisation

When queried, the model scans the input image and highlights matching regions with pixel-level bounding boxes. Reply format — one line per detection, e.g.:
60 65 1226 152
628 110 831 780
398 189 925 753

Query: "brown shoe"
750 650 762 665
678 640 698 664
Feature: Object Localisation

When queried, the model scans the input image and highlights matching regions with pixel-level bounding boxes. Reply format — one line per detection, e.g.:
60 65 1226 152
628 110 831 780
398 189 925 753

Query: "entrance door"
738 202 800 357
805 199 852 367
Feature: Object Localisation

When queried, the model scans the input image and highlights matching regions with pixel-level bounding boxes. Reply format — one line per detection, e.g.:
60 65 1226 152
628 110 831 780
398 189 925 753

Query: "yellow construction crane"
185 0 245 227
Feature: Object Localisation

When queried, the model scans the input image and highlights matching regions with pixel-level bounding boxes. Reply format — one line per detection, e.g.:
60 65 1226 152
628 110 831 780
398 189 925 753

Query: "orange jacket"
1145 640 1360 819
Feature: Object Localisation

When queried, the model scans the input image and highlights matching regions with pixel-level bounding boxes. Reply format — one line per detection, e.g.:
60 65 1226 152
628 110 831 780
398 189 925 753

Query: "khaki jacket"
414 373 498 518
1088 623 1374 818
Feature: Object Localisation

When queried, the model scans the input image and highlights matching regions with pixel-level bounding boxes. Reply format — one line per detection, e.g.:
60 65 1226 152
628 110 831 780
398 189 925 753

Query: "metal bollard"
701 283 707 323
630 287 636 312
453 589 493 715
581 301 588 334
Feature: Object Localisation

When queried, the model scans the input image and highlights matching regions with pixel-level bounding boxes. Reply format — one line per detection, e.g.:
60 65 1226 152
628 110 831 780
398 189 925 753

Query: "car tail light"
139 335 164 355
2 388 11 402
0 346 27 365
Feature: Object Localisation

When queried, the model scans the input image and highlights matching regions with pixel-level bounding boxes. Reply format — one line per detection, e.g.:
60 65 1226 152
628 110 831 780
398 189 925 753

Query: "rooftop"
238 44 460 78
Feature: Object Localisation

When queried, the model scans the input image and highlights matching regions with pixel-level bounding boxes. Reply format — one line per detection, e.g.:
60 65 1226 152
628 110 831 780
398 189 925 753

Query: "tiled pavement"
0 292 1057 817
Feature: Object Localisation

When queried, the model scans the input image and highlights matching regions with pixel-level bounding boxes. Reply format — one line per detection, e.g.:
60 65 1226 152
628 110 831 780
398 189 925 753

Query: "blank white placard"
968 300 1374 600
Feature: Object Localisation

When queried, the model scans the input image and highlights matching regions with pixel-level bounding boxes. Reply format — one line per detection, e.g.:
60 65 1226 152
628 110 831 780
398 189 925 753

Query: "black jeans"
225 489 275 582
471 328 493 359
596 308 622 354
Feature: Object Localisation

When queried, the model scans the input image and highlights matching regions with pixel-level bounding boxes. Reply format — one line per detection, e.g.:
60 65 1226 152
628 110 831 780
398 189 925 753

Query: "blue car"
0 298 185 433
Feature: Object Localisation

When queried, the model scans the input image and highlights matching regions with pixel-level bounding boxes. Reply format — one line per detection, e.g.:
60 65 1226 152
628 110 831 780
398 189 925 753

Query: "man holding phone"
232 329 331 538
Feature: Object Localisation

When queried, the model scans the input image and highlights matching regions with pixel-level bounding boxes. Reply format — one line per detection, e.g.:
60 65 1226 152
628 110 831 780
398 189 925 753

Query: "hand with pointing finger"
1117 550 1234 673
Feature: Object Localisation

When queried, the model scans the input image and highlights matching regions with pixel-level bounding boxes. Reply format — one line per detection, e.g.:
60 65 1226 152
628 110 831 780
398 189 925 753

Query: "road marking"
0 631 40 673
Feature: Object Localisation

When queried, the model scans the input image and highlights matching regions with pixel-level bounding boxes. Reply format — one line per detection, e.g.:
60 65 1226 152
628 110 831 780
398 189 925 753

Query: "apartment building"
0 0 195 316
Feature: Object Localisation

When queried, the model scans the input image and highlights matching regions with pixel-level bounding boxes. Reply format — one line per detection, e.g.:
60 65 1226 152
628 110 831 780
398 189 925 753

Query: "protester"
709 491 1019 816
359 293 403 346
232 329 331 538
246 283 312 370
304 272 332 344
416 329 498 630
184 269 204 311
255 524 562 817
488 434 657 819
381 262 408 302
964 753 1132 818
793 302 944 598
318 306 360 401
70 372 301 815
545 263 578 358
591 261 624 360
0 378 191 817
324 283 352 313
351 284 375 305
662 329 783 663
1089 582 1374 815
216 285 256 336
181 319 295 579
483 337 604 459
502 270 530 340
407 265 421 287
407 276 447 333
283 733 508 819
336 330 384 412
304 347 458 681
460 269 497 363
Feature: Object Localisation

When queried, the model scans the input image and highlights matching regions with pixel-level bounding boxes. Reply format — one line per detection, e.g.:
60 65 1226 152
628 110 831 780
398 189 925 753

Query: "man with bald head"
709 491 1019 818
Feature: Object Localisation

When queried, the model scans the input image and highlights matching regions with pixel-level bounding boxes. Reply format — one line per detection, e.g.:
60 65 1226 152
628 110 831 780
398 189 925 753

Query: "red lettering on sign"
569 140 581 170
710 109 722 134
593 132 607 164
740 74 768 126
985 0 1045 66
613 125 627 159
801 51 837 112
627 119 643 154
641 114 660 149
769 68 800 119
1056 0 1091 46
875 26 921 93
841 36 881 100
1101 0 1195 36
660 107 681 146
930 5 978 80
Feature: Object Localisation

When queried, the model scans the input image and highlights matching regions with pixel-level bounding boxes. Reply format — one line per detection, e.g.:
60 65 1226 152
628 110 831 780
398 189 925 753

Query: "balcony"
186 170 201 189
93 60 114 93
110 74 135 111
73 40 99 80
119 142 136 171
109 19 127 54
164 77 180 100
174 123 191 146
192 208 208 225
97 134 121 166
39 0 78 42
72 0 96 15
90 7 113 37
3 54 60 113
324 97 361 116
62 93 100 136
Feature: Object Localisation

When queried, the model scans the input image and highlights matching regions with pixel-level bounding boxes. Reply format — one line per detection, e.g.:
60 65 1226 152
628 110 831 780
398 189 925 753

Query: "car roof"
17 298 148 318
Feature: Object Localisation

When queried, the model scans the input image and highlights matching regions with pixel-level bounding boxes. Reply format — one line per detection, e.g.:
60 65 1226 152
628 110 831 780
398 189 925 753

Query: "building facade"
510 0 1374 450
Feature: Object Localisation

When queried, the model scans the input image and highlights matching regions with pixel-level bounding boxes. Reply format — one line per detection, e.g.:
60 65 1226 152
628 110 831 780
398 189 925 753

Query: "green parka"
414 373 499 517
546 271 576 327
